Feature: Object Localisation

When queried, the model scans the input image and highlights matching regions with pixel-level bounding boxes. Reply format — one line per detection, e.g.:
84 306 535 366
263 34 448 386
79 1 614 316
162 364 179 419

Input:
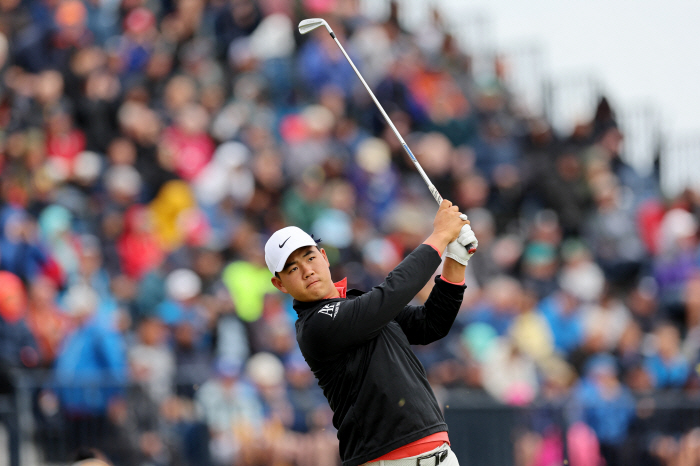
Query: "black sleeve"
301 244 442 360
394 276 466 345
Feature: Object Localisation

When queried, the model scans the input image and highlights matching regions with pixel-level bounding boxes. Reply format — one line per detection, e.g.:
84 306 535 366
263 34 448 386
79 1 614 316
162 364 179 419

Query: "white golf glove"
445 223 478 266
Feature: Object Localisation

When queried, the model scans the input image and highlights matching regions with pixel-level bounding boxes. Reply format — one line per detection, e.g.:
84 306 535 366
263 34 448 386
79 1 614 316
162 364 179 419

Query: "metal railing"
662 136 700 198
5 369 700 466
543 74 604 137
445 388 700 466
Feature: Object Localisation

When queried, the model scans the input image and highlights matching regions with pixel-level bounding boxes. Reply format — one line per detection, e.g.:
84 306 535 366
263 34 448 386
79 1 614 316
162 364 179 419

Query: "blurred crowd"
1 0 700 465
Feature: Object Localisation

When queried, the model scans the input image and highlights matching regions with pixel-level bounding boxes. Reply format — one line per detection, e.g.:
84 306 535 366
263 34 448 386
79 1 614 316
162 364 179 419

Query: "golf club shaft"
325 29 474 253
327 32 443 205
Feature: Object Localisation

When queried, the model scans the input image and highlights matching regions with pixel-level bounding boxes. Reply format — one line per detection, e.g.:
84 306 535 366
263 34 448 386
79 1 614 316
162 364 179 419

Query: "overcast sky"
373 0 700 139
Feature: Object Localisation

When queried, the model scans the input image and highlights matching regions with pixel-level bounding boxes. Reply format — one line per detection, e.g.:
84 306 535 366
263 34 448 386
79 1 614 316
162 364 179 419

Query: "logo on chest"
318 302 340 318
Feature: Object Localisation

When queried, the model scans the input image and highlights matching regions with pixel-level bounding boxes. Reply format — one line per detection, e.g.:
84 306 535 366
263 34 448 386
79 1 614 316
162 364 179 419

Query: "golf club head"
298 18 333 35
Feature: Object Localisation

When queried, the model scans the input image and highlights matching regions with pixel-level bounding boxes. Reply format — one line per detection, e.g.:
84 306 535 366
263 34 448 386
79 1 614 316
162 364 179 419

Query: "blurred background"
0 0 699 465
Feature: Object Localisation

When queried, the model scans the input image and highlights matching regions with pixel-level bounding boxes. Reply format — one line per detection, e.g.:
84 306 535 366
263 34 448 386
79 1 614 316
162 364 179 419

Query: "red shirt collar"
333 277 347 298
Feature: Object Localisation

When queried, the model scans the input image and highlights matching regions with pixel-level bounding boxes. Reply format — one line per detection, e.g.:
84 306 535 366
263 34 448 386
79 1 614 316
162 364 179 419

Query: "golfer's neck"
323 287 341 299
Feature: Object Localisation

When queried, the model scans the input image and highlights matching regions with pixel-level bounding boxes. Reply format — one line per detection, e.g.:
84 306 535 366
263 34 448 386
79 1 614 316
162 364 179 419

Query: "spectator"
533 144 593 237
615 321 648 385
221 230 278 323
0 270 33 466
653 208 699 319
583 169 646 286
195 358 264 466
570 353 636 466
54 283 128 454
78 68 121 153
297 19 360 99
463 275 522 336
70 235 113 301
213 0 262 60
148 180 197 252
37 204 80 276
682 275 700 361
26 274 72 367
103 165 144 211
192 141 255 221
1 207 61 284
645 322 690 389
154 269 213 397
481 337 539 406
128 316 174 404
588 114 659 205
509 287 555 363
581 286 632 354
539 286 585 359
157 268 210 343
283 351 328 433
45 106 86 177
245 351 292 426
116 205 165 280
112 7 159 78
13 0 93 72
160 104 215 182
520 241 559 300
0 271 38 382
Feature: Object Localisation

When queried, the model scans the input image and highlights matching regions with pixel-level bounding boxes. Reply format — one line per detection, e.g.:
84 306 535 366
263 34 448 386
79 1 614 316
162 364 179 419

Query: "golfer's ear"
271 276 288 294
320 248 330 266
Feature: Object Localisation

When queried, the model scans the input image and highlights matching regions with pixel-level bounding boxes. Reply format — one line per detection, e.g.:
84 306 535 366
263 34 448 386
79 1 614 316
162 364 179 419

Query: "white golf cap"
264 226 317 274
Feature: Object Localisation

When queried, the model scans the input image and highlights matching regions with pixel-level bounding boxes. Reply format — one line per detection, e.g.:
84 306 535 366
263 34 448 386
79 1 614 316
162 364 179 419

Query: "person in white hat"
264 199 477 466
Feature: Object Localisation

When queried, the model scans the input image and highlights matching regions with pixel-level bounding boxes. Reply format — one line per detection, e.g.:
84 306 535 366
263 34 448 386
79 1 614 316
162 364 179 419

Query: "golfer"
265 200 477 466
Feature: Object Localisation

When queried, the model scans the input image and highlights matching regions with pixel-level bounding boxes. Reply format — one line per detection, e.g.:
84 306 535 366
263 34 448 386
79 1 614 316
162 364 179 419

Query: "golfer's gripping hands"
425 200 478 266
445 220 478 266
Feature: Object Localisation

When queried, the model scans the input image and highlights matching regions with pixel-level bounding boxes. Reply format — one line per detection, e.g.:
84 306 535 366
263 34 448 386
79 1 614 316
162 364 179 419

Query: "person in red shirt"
26 274 72 366
116 205 165 279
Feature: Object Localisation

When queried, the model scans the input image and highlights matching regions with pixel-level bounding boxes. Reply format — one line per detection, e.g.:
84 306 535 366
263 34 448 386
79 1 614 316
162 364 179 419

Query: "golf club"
298 18 475 253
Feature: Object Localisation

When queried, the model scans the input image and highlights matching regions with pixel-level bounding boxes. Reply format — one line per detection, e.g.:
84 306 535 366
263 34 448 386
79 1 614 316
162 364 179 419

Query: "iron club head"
298 18 333 35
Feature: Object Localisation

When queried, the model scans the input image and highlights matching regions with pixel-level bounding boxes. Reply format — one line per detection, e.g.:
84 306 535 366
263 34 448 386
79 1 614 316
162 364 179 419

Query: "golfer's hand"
427 200 469 252
445 223 478 266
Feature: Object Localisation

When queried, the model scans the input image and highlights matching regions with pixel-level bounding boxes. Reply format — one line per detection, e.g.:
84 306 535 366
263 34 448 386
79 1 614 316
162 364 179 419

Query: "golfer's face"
274 246 335 302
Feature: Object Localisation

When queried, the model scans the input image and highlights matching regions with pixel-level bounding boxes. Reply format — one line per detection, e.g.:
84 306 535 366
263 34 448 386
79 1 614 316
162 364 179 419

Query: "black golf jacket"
293 244 466 466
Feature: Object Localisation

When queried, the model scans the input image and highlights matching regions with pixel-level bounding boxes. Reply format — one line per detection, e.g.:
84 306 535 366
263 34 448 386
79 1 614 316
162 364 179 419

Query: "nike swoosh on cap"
279 236 291 248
